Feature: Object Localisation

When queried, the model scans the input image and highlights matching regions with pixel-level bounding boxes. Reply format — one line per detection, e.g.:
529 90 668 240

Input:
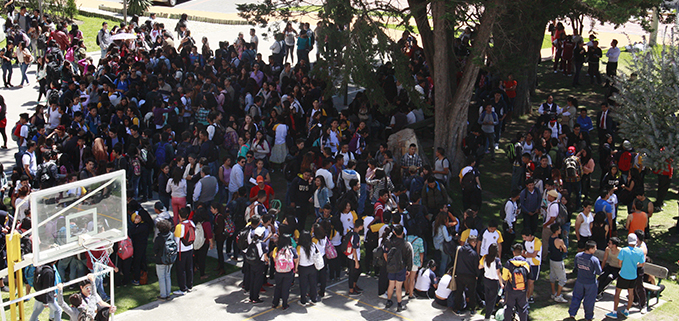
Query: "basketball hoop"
81 237 115 283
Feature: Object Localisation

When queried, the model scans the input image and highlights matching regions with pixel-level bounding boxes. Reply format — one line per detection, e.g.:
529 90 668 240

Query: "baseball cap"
467 234 478 241
56 125 66 131
256 176 264 183
254 226 266 237
623 140 632 150
567 146 576 154
627 233 638 245
547 189 559 198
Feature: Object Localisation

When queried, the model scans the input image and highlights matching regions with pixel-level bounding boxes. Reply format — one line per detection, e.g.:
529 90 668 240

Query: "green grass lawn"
74 14 116 54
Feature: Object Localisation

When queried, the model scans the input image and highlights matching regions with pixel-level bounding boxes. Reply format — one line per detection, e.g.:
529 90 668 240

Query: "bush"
128 0 152 16
65 0 78 19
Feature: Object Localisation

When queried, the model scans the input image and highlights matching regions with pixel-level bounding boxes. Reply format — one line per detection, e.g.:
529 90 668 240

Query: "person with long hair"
16 41 32 87
480 243 502 319
579 147 595 200
272 234 298 310
312 223 329 297
0 94 7 148
297 231 319 306
211 202 229 276
192 206 214 280
251 130 270 167
283 22 297 64
312 176 330 218
432 212 452 276
166 168 187 224
414 259 438 299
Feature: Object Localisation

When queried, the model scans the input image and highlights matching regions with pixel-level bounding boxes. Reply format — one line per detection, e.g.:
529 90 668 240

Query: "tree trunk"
432 0 501 171
408 0 435 74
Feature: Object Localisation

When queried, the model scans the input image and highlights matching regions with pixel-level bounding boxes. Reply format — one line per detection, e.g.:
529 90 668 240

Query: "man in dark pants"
290 169 314 232
347 219 364 295
127 199 152 286
568 240 602 321
174 208 194 294
247 226 269 303
454 234 479 314
503 190 521 258
653 157 672 212
502 244 530 321
519 179 542 236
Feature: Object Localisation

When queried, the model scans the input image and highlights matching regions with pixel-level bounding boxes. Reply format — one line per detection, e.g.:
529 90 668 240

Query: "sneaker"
173 290 185 295
132 280 140 286
298 300 307 307
622 309 629 317
379 293 388 299
596 294 603 301
186 288 193 292
641 307 647 314
307 301 316 306
550 293 555 300
250 299 263 304
528 296 535 304
385 299 393 309
605 311 617 318
349 290 361 296
396 303 405 312
554 295 568 303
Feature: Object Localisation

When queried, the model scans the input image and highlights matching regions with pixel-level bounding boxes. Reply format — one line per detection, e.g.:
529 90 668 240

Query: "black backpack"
210 124 225 146
33 265 52 291
36 162 57 189
245 241 261 265
283 160 297 182
404 205 429 237
37 33 47 50
236 226 253 251
461 171 476 190
386 244 405 273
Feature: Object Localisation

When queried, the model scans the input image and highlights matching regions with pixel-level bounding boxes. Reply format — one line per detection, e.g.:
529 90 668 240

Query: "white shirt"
274 124 288 145
435 274 453 299
504 199 518 229
48 106 61 129
415 268 436 291
166 179 187 197
19 125 29 147
545 200 560 227
229 163 244 193
406 111 416 124
578 211 593 237
480 229 502 257
482 258 501 280
524 238 542 265
22 151 37 176
340 212 354 235
606 46 620 62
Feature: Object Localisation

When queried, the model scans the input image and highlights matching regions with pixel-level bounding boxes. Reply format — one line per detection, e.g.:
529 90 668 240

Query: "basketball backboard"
30 170 128 266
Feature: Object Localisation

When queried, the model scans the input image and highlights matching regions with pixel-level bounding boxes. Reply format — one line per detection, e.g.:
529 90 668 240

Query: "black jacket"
35 265 55 304
153 232 172 265
455 243 479 277
385 236 413 272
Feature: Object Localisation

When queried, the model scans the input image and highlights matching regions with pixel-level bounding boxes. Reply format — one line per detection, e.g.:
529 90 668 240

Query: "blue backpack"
155 142 168 167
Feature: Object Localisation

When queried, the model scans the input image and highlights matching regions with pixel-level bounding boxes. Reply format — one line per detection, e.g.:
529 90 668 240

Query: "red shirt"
503 80 517 98
249 184 275 209
373 200 386 223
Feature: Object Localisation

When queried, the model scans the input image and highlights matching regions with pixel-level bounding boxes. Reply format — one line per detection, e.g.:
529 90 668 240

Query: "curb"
97 4 250 25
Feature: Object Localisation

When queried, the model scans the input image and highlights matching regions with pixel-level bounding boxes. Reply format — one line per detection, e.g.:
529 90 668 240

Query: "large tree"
611 43 679 169
238 0 503 170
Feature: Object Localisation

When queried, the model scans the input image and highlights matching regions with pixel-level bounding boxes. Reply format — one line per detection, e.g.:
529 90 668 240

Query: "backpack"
224 215 235 236
245 241 261 265
117 237 134 260
500 199 510 219
556 203 569 226
564 156 580 179
206 141 219 163
193 222 205 249
160 232 178 265
155 142 168 167
33 265 53 291
236 226 253 251
36 162 57 188
341 232 354 256
96 29 101 46
461 171 476 190
505 143 516 164
180 222 196 246
210 124 225 146
37 33 47 50
223 130 238 151
15 150 30 175
325 237 338 259
131 157 142 176
46 61 61 82
618 151 633 172
283 160 297 182
11 122 22 141
386 244 405 273
140 147 156 170
404 205 429 237
507 262 529 291
373 246 385 267
274 246 295 273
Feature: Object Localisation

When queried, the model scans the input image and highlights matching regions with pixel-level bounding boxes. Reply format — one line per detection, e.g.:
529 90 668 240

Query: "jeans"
2 63 13 86
358 183 368 215
216 237 226 270
129 175 141 199
29 298 62 321
101 49 107 58
439 250 451 277
483 131 495 159
156 264 173 298
589 61 601 84
20 62 30 86
561 221 570 259
159 194 171 211
523 211 539 236
572 61 583 86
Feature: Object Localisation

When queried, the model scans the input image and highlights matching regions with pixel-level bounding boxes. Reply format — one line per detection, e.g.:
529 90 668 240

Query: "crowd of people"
0 7 673 321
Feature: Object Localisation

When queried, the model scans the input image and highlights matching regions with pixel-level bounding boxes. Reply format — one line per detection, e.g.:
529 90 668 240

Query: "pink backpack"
65 47 75 62
274 246 295 273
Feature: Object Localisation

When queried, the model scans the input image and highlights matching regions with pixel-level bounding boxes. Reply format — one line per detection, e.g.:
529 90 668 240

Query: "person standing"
541 189 560 259
271 235 298 310
502 244 530 321
503 190 521 258
1 40 15 88
548 224 568 303
166 168 187 225
587 40 602 85
29 263 62 321
575 200 594 251
97 22 111 58
478 103 499 161
567 240 602 321
173 208 195 295
626 199 648 236
383 225 413 312
16 41 32 87
346 218 364 295
479 243 502 320
153 220 176 300
572 41 586 87
453 234 480 314
606 233 645 319
605 39 620 87
521 229 542 304
246 226 269 303
519 179 542 236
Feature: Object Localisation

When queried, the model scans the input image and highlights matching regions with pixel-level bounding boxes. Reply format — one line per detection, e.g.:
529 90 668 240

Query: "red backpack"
618 151 633 172
117 237 133 260
180 222 196 246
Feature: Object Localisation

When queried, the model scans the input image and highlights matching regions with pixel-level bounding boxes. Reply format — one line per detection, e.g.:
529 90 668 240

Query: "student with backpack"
272 234 298 310
383 225 413 312
153 219 177 300
29 263 62 321
345 218 364 295
173 207 195 295
563 146 583 209
501 243 531 321
246 226 269 303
